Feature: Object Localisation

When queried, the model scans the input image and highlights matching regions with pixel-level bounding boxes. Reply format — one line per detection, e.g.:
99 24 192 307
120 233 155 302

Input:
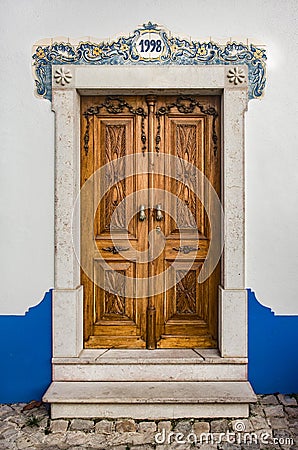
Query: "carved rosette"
227 67 246 85
53 67 72 86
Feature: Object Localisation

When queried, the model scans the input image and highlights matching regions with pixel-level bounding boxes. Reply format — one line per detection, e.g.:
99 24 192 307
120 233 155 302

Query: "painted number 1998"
139 39 162 53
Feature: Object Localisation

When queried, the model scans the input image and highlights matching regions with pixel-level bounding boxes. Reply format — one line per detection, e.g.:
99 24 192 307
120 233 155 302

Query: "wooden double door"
81 94 220 349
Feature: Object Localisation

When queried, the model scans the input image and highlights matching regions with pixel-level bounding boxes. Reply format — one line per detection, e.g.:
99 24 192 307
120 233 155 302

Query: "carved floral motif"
176 271 197 314
227 67 246 85
104 125 126 230
53 67 72 86
104 270 126 316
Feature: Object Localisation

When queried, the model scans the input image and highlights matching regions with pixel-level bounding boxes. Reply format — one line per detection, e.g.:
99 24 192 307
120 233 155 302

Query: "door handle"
155 204 163 221
139 205 146 221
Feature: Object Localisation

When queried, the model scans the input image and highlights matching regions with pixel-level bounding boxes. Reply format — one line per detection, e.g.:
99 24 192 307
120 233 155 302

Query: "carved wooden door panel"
152 96 221 348
81 96 149 348
81 95 220 349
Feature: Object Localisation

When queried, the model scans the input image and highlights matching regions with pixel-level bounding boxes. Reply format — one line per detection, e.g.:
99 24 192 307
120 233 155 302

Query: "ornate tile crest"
32 22 266 101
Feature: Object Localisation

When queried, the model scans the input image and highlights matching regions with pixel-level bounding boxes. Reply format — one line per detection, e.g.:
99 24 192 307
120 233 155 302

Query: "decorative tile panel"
32 22 266 101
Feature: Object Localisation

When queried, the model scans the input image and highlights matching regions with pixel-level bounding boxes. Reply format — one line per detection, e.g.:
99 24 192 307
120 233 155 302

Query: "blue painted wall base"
0 291 52 403
0 288 297 403
248 289 298 394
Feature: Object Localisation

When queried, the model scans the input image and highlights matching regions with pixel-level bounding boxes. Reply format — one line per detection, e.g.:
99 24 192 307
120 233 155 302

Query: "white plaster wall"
0 0 297 315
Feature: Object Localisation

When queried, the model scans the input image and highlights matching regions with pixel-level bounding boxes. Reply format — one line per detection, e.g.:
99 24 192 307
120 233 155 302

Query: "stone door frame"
51 63 248 361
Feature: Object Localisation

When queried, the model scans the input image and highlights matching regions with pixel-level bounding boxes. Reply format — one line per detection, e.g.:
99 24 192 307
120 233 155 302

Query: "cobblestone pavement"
0 394 297 449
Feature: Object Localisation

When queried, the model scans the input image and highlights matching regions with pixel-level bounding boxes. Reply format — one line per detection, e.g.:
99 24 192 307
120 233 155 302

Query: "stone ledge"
43 381 256 419
44 381 256 404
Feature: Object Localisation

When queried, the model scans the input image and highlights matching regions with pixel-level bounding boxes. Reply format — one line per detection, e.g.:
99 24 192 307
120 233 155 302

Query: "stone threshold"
52 348 248 365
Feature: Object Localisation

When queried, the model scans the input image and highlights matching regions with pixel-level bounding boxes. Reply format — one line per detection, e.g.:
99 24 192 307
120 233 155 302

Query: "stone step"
53 349 248 382
53 362 247 381
43 381 257 419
